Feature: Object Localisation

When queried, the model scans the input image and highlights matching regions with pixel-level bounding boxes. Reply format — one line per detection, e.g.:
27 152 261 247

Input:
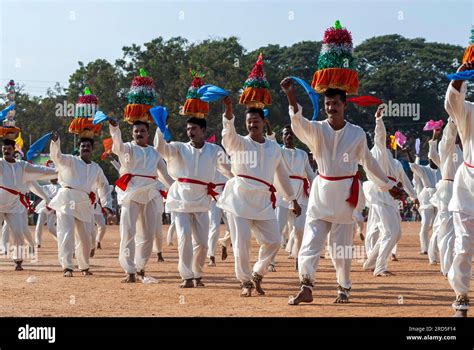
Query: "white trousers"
227 213 280 283
57 212 93 270
207 201 230 257
175 212 209 280
298 216 355 289
153 212 164 254
94 213 107 243
167 212 176 245
419 207 436 253
35 211 57 246
448 212 474 297
119 198 159 274
274 206 306 264
435 206 455 275
0 213 26 261
363 204 401 276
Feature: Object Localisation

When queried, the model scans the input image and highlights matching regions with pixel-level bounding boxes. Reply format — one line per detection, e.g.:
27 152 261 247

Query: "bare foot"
136 269 145 279
81 269 93 276
429 261 438 266
97 242 102 250
121 274 136 283
194 278 205 287
221 246 228 261
267 264 276 272
295 258 299 271
288 287 313 305
419 251 428 255
208 256 216 267
453 310 467 317
63 269 73 277
15 262 23 271
240 281 253 297
334 293 349 303
90 248 95 258
252 273 265 295
390 253 398 261
376 271 395 277
180 279 194 288
359 232 365 241
157 252 164 262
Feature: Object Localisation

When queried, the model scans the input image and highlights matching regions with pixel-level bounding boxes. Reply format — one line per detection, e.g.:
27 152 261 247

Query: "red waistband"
318 172 360 208
465 162 474 169
159 190 168 199
289 175 310 197
64 186 96 204
178 178 219 201
443 179 454 182
115 173 157 191
388 176 397 182
0 186 30 210
237 174 277 209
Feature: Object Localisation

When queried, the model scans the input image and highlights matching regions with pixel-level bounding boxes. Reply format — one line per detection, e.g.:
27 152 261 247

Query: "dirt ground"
0 222 466 317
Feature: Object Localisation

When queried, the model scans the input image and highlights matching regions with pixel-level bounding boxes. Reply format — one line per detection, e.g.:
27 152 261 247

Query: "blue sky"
1 0 473 96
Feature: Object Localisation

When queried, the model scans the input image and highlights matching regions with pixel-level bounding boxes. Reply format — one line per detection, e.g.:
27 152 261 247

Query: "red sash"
177 178 219 201
289 175 310 197
318 172 360 208
115 173 157 191
64 186 96 204
0 186 30 210
465 162 474 169
237 174 277 209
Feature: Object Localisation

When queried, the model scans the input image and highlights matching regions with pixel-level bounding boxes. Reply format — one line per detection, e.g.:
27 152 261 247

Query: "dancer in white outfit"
49 132 113 277
280 78 400 305
362 105 418 276
444 61 474 317
217 96 301 297
156 116 232 288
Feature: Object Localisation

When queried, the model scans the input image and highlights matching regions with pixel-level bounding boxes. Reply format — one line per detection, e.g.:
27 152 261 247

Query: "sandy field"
0 221 466 317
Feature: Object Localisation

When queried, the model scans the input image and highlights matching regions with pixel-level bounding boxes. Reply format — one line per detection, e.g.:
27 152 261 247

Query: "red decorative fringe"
347 96 383 106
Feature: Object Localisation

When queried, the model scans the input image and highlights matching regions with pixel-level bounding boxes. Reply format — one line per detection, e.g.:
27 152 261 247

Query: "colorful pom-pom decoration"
311 20 359 95
123 68 157 124
181 69 209 118
239 53 271 108
69 87 102 138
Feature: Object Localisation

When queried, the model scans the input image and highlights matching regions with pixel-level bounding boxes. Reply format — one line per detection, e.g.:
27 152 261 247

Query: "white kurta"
445 83 474 216
49 139 112 222
217 116 296 220
290 105 395 224
156 129 232 213
444 81 474 298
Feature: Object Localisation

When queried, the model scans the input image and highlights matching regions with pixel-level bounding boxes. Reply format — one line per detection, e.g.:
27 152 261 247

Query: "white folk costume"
35 182 61 246
444 81 474 310
49 138 112 272
110 124 171 275
216 114 297 288
427 119 463 275
362 116 417 276
290 105 396 295
0 159 57 263
207 170 230 259
155 129 232 282
267 133 316 268
409 156 441 255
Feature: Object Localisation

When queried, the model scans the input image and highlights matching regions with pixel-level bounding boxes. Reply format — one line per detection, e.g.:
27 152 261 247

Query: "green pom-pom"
139 68 147 77
334 20 342 29
84 87 91 95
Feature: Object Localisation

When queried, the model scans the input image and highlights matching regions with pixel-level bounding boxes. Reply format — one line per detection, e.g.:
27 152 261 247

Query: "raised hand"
51 131 59 142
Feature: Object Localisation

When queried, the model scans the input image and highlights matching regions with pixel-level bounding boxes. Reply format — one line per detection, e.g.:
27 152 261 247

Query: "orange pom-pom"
311 68 359 95
68 118 102 138
239 87 272 108
123 104 152 124
182 98 209 118
462 45 474 64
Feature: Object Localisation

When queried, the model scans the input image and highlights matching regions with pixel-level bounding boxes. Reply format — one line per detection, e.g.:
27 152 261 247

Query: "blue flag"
149 106 172 142
290 76 319 120
197 84 229 102
26 132 52 161
446 70 474 81
93 111 109 125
